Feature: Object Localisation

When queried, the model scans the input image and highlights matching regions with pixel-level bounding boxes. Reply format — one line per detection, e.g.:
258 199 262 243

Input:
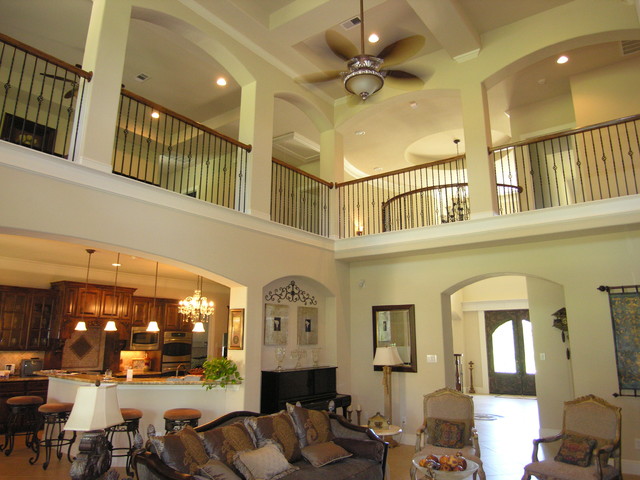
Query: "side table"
367 424 403 447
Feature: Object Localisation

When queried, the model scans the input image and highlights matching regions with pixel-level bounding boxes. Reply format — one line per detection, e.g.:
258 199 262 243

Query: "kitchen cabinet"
0 289 28 349
132 297 153 327
0 379 48 433
0 287 55 351
162 302 183 331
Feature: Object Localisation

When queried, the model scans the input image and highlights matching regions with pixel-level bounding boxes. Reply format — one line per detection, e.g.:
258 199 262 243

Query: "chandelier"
179 276 214 332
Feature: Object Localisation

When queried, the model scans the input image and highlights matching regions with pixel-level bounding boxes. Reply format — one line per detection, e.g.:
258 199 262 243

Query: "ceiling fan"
40 64 82 99
299 0 425 101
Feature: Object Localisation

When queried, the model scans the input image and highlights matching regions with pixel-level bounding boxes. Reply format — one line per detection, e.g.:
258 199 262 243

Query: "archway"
442 273 575 431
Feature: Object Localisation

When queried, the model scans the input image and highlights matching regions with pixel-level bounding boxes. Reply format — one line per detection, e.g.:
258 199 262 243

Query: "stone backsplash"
0 351 45 376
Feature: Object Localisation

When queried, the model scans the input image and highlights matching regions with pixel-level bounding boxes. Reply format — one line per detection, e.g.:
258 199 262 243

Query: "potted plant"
201 357 243 389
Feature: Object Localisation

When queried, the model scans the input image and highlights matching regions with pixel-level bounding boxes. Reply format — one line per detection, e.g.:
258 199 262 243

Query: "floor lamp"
65 383 124 480
373 345 403 425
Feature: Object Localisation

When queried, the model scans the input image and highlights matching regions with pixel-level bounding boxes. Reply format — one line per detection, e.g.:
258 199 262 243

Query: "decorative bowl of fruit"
412 452 479 479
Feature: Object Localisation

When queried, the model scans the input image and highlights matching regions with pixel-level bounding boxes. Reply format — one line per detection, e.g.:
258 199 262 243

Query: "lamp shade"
64 384 123 431
74 321 87 331
373 346 403 366
146 321 160 332
192 321 205 333
104 320 117 332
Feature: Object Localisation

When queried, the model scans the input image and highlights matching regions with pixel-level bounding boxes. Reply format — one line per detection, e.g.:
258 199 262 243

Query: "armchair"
412 388 485 480
522 394 621 480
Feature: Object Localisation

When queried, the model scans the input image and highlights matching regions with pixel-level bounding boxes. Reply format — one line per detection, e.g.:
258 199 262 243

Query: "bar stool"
106 407 143 476
163 408 201 434
0 395 43 456
30 402 76 470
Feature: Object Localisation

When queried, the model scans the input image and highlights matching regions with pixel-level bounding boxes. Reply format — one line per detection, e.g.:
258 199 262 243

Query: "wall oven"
162 331 192 374
130 326 160 351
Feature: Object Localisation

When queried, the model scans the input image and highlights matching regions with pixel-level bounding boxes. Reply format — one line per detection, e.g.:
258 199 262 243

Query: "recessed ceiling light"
216 77 227 86
556 55 569 64
537 78 547 85
373 167 383 172
112 262 121 267
355 130 366 136
368 33 379 44
409 101 418 109
151 111 160 119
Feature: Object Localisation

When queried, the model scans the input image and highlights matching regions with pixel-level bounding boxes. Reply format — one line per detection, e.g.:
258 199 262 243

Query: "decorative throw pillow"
430 418 466 449
245 410 302 462
147 426 209 475
202 422 255 471
555 433 597 467
233 443 298 480
286 403 334 448
198 459 243 480
301 441 352 467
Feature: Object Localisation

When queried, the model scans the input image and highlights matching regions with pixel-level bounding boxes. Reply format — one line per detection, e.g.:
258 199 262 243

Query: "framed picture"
297 306 318 345
265 303 288 345
228 308 244 350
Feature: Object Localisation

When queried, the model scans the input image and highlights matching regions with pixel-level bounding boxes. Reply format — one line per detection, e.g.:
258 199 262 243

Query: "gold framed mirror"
372 304 417 373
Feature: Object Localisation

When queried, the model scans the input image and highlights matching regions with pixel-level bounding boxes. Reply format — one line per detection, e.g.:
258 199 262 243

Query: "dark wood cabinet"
132 297 152 327
0 287 56 351
162 302 183 331
0 379 48 433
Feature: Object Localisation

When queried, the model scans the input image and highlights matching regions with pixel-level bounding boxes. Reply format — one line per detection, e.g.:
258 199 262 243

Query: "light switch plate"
426 354 437 363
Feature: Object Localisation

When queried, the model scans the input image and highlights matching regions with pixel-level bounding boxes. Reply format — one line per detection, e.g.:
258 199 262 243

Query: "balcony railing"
492 114 640 213
271 159 332 237
113 90 251 212
0 33 91 159
336 155 468 238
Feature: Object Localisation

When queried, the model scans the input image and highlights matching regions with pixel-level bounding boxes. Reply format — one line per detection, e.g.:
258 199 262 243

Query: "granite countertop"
37 370 205 385
0 375 48 382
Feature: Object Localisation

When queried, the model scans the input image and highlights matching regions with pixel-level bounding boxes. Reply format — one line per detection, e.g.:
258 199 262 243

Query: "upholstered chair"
522 394 621 480
412 388 485 480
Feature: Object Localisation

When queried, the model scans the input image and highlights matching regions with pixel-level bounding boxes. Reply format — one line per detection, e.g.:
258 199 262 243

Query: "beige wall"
571 55 640 126
509 94 576 140
348 228 640 465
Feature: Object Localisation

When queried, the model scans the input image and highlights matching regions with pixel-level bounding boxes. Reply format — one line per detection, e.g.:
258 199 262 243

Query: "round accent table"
412 454 479 480
368 424 403 448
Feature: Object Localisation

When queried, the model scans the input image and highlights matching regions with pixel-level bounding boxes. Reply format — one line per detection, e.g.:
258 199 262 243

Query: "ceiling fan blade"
296 70 342 84
325 30 359 61
376 35 425 67
384 69 424 89
40 73 73 82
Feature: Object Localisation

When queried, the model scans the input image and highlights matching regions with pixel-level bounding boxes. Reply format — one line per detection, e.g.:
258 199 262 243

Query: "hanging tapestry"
602 285 640 394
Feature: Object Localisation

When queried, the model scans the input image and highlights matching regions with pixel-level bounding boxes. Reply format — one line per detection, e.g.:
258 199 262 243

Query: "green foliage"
202 357 243 389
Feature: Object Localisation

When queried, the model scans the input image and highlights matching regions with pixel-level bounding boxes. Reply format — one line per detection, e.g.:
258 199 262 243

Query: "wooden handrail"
489 113 640 153
382 182 522 207
335 154 466 188
121 89 252 152
0 32 92 81
272 158 334 188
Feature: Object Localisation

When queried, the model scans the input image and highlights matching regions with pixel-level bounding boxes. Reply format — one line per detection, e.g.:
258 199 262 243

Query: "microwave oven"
130 326 160 350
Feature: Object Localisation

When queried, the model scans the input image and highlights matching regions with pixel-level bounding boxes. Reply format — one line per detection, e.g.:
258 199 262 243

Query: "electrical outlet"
401 416 407 425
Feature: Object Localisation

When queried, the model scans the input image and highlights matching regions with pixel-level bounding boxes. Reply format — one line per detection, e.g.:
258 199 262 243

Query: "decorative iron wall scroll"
599 285 640 397
264 280 317 305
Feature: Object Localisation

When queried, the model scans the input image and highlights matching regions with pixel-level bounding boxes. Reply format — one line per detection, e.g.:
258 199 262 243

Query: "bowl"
412 455 479 479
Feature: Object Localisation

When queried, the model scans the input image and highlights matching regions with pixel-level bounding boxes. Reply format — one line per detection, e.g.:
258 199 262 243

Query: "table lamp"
373 345 403 424
65 382 124 480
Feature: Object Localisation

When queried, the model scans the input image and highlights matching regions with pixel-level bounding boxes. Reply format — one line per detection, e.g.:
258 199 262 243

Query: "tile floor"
0 395 636 480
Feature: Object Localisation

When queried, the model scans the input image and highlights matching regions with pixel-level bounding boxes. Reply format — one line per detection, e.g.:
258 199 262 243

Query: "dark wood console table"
260 366 351 416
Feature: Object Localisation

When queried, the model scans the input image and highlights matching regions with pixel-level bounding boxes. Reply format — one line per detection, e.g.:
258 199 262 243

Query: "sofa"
132 405 388 480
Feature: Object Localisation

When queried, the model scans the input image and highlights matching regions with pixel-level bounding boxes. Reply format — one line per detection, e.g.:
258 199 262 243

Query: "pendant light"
104 253 120 332
75 248 95 331
146 262 160 332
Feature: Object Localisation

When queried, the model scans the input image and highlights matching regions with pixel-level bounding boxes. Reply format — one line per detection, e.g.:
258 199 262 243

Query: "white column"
70 0 132 172
461 83 499 218
238 81 274 221
320 129 344 239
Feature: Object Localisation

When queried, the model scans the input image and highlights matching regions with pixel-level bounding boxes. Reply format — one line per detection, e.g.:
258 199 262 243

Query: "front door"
485 310 536 396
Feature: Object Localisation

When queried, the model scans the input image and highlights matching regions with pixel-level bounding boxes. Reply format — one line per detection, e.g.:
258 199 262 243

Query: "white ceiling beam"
407 0 481 62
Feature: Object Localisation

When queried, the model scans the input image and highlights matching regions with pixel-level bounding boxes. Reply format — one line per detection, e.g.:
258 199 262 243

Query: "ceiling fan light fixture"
342 56 384 101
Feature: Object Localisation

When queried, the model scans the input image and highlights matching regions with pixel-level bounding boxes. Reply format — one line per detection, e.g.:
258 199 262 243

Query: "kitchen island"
39 371 243 466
